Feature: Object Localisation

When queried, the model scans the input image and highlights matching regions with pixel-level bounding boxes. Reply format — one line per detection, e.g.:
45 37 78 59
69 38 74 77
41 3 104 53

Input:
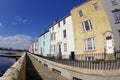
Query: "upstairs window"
118 30 120 36
82 20 92 31
51 33 56 41
112 9 120 24
93 3 99 10
63 30 67 38
84 37 95 51
63 19 66 25
58 22 60 27
79 10 83 17
111 0 118 6
52 27 54 31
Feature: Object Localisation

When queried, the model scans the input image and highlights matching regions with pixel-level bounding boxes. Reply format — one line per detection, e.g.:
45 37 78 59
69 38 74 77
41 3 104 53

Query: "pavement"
26 54 68 80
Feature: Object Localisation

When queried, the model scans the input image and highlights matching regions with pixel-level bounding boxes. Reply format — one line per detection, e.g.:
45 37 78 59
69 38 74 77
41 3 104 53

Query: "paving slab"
26 54 68 80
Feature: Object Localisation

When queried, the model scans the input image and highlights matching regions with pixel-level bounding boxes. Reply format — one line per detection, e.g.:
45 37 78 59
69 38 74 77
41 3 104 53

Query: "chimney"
54 20 58 24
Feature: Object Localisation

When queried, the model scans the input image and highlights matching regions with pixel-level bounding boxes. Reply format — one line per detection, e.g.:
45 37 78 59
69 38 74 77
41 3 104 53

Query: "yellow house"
71 0 117 60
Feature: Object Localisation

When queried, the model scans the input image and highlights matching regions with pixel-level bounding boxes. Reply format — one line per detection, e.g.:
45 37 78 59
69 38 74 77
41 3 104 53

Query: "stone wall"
30 53 120 80
0 52 26 80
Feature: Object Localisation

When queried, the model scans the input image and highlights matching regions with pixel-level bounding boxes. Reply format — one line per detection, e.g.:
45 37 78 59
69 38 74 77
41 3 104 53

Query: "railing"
35 54 120 70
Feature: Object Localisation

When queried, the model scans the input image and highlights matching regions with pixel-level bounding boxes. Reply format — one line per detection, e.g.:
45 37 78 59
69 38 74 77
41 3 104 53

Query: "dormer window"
58 22 60 27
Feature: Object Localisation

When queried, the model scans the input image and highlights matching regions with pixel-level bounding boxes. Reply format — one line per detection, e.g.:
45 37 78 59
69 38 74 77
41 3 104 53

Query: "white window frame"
64 43 67 52
84 37 95 51
82 20 92 31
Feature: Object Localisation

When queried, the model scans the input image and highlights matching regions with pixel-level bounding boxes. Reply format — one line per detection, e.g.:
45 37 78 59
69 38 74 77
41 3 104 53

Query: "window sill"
84 49 96 52
115 22 120 24
83 29 93 33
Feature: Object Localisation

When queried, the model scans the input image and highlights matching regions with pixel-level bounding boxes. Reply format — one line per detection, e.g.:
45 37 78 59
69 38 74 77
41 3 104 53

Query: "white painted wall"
50 15 75 59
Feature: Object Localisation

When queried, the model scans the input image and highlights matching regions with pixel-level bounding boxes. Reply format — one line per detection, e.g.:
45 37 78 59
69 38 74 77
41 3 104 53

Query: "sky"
0 0 86 49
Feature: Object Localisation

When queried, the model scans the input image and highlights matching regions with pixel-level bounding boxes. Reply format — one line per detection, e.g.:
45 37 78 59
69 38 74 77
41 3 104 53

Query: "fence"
34 54 120 70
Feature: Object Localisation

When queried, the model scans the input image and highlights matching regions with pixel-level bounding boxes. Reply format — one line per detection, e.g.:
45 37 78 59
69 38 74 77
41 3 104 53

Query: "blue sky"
0 0 86 49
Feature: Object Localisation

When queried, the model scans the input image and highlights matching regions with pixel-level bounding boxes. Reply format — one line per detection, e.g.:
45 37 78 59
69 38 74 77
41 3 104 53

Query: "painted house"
49 14 75 59
38 30 50 56
33 38 39 54
71 0 120 60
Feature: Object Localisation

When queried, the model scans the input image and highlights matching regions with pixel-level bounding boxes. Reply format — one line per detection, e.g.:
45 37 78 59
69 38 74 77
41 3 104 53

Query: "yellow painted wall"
71 0 112 60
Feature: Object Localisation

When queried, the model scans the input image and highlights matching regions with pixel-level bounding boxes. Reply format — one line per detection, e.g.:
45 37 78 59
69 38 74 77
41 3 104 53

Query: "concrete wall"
30 53 120 80
50 15 75 59
100 0 120 51
38 31 50 56
71 0 114 60
0 52 26 80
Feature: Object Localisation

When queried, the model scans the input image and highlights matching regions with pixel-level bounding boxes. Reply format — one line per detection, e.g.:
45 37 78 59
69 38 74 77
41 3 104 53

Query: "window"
58 22 60 27
53 33 56 40
112 9 120 24
111 0 117 6
79 10 83 17
43 35 45 39
63 30 67 38
52 27 54 31
51 33 56 41
82 20 92 31
84 37 95 50
63 19 66 25
64 43 67 52
106 36 112 40
93 3 99 10
118 30 120 36
51 34 53 41
43 41 45 47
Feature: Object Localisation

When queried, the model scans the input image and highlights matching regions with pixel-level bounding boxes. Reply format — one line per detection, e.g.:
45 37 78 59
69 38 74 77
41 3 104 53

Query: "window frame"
63 19 66 25
93 3 99 11
64 43 67 52
84 37 95 51
79 10 83 17
111 0 118 6
82 20 92 31
63 29 67 38
112 9 120 24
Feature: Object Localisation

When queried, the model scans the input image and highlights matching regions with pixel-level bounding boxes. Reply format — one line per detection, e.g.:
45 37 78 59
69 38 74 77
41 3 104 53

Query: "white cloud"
11 22 17 25
12 16 28 25
0 34 32 50
0 22 3 27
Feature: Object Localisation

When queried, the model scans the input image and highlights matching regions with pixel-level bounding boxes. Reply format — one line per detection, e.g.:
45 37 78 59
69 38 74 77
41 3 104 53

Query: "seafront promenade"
0 52 120 80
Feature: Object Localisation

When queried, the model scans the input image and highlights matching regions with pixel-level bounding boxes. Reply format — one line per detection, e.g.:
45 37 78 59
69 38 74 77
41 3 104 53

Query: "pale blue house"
38 30 50 56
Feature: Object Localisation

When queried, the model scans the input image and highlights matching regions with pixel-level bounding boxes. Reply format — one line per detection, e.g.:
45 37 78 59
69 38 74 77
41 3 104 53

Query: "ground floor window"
64 43 67 52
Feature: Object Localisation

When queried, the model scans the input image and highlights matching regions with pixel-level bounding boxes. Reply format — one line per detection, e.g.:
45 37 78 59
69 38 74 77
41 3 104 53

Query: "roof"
38 29 49 37
49 13 71 28
71 0 91 11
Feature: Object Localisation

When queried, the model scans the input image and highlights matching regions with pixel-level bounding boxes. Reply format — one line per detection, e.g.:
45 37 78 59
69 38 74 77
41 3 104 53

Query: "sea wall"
0 52 26 80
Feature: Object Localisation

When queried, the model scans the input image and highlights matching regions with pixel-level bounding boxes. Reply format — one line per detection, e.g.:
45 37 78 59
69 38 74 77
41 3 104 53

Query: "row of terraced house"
29 0 120 60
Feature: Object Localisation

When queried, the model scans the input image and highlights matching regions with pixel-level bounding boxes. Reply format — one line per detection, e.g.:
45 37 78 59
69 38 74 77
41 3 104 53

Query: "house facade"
71 0 120 60
49 14 75 59
100 0 120 59
38 30 50 56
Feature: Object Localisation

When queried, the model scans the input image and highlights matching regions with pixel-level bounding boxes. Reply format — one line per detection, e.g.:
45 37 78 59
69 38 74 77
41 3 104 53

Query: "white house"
49 14 75 59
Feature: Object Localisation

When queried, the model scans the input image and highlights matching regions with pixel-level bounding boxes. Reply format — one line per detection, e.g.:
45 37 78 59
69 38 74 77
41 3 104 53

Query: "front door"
106 36 114 54
59 44 62 58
